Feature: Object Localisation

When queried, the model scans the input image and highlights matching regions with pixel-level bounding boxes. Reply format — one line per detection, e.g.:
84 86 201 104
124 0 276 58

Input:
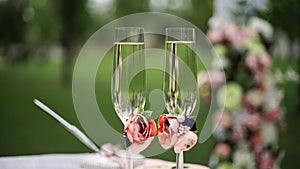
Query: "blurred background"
0 0 299 168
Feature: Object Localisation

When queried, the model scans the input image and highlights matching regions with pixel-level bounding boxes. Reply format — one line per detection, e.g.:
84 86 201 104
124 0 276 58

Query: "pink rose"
207 29 225 44
208 70 226 89
215 142 231 159
125 114 157 144
158 114 198 153
224 23 239 40
245 53 258 72
198 72 211 104
259 52 271 71
245 112 262 131
174 131 198 153
224 23 259 49
198 70 225 104
243 89 264 109
224 23 246 49
198 71 209 88
158 114 179 149
231 126 246 141
259 152 276 169
245 52 271 73
214 111 232 129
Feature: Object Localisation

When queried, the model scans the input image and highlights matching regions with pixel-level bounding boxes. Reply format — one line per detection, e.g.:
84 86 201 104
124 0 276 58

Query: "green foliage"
0 0 26 44
24 0 61 43
259 0 300 40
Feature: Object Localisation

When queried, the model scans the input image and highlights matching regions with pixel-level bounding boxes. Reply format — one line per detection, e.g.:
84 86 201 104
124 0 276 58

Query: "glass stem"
125 148 133 169
176 152 184 169
124 134 133 169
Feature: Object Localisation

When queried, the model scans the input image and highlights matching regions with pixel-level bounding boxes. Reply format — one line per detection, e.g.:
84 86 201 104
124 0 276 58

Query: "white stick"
34 99 99 152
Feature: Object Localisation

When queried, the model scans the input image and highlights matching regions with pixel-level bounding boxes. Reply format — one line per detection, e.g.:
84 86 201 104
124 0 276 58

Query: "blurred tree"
1 0 213 83
57 0 92 84
23 0 61 57
266 0 300 41
0 0 27 61
115 0 146 17
189 0 212 31
263 0 300 112
1 0 94 83
114 0 212 31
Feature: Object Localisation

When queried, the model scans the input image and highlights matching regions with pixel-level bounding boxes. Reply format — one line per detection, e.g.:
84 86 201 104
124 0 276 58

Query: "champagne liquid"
164 41 197 116
112 42 146 124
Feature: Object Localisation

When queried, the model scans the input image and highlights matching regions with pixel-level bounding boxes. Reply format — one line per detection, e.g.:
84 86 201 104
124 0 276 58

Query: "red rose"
250 133 263 154
125 114 157 144
265 109 280 122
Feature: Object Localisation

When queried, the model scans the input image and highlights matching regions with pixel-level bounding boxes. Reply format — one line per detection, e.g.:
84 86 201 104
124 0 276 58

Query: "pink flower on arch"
207 29 225 44
215 142 232 159
245 52 271 73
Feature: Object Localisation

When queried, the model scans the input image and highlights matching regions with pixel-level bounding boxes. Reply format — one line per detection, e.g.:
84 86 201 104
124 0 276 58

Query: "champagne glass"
163 28 197 169
111 27 145 169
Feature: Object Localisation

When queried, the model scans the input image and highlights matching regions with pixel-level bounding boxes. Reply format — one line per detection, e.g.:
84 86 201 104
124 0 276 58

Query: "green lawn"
0 57 299 168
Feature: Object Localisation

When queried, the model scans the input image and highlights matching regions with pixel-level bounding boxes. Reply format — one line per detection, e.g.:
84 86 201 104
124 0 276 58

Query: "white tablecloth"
0 153 209 169
0 154 87 169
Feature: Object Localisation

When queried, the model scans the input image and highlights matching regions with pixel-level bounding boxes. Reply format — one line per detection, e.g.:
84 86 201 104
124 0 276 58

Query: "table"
0 153 209 169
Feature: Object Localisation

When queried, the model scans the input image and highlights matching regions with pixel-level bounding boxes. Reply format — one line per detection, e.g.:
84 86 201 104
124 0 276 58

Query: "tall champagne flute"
112 27 145 169
164 28 197 169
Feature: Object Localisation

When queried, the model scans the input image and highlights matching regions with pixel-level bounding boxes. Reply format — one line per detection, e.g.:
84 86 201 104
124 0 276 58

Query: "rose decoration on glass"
161 28 199 169
111 27 156 169
124 111 157 154
158 114 197 153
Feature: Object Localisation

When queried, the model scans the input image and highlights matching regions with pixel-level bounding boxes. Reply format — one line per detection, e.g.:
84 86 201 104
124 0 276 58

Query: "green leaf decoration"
138 105 144 113
140 110 152 118
174 106 181 115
